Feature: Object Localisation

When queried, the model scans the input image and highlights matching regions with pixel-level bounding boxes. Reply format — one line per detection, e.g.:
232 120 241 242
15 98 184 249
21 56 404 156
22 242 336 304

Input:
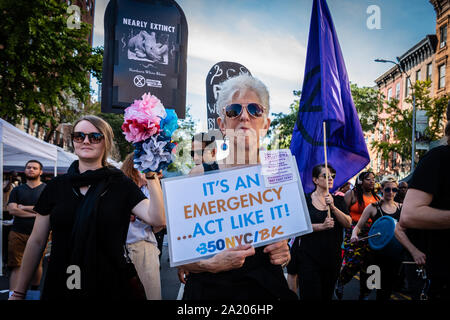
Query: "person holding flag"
290 0 370 196
289 0 371 299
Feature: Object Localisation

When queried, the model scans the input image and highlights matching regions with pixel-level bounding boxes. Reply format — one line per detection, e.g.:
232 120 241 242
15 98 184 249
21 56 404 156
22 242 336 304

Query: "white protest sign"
161 154 312 267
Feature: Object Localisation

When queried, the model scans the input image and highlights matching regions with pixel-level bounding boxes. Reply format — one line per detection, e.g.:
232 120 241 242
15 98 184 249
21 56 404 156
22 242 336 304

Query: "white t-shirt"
126 186 158 246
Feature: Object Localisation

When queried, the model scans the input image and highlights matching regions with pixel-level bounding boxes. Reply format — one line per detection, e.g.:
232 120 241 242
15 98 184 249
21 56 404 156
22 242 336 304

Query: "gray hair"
216 74 270 119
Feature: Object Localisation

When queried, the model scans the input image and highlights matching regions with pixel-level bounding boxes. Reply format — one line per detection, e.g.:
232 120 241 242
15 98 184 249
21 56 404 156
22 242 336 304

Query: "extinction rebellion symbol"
133 75 146 88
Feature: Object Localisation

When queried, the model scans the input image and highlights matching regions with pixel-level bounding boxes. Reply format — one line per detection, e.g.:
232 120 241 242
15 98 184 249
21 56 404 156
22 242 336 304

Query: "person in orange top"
335 171 380 300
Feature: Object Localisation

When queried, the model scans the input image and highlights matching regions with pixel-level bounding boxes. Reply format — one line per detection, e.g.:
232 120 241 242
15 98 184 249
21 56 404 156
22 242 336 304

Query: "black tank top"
372 201 402 223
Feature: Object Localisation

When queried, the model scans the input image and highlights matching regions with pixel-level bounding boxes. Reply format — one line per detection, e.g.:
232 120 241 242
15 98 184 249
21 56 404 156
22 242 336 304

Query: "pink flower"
122 92 167 143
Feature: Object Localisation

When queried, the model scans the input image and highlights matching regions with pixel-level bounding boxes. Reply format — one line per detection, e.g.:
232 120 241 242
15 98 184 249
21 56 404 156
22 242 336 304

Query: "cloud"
187 18 306 84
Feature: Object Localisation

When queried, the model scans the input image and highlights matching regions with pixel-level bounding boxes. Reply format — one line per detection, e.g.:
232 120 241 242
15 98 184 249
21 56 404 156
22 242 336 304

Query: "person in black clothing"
394 181 408 204
400 104 450 300
191 132 219 172
352 176 424 300
9 115 165 300
7 160 46 298
287 163 352 300
178 74 295 300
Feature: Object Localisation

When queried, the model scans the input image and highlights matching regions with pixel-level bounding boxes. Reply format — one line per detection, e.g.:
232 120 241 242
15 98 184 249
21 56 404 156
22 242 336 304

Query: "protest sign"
102 0 187 118
205 61 251 131
162 154 312 267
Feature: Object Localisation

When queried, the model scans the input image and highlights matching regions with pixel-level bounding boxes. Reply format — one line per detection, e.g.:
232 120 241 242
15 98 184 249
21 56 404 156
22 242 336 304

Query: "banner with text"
102 0 187 118
162 155 312 267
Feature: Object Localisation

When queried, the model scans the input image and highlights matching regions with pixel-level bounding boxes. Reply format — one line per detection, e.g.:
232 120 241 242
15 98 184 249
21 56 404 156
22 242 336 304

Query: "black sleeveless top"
182 164 297 300
372 201 401 223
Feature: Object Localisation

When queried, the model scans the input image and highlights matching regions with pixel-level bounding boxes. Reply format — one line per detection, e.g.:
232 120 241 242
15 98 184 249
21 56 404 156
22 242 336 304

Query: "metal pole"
0 140 3 276
411 89 416 172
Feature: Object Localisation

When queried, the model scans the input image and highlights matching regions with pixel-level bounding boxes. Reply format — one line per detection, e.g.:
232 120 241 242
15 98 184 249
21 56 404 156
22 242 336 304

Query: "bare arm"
394 222 426 265
344 189 354 210
351 205 375 241
325 195 352 228
8 203 37 218
10 214 50 299
132 176 166 228
400 189 450 229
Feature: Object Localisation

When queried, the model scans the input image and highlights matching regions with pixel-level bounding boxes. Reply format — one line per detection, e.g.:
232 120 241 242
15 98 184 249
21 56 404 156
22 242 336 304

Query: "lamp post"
375 58 416 172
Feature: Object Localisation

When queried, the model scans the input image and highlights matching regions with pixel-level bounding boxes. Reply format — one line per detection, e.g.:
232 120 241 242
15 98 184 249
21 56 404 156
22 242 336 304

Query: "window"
439 64 446 89
440 24 447 48
395 82 400 100
416 69 421 82
24 118 30 133
405 76 411 97
387 88 392 101
392 152 397 169
427 63 432 81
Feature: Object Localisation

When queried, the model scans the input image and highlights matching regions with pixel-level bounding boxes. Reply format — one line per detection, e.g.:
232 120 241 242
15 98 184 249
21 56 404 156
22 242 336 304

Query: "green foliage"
267 85 378 150
0 0 103 139
96 111 134 161
168 107 197 174
350 83 383 133
268 90 300 149
371 80 448 165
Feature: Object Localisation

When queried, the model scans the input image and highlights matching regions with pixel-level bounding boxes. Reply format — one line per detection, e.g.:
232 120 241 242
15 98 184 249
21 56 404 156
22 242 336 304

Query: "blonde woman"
351 176 425 300
10 115 165 300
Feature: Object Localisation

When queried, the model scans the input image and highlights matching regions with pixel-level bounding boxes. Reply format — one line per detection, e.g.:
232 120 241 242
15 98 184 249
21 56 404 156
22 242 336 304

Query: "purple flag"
290 0 370 194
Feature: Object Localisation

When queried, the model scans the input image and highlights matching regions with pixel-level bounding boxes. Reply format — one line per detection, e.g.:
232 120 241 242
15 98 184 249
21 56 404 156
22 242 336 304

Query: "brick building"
371 0 449 178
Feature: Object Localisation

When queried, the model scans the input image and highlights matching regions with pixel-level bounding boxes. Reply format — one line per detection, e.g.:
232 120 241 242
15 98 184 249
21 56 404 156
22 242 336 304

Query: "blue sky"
91 0 436 131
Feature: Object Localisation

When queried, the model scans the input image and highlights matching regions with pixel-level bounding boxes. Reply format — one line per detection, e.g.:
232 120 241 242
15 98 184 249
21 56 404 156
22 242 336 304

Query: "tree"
268 85 379 150
168 107 197 174
350 83 383 133
268 90 300 149
0 0 103 140
371 80 448 166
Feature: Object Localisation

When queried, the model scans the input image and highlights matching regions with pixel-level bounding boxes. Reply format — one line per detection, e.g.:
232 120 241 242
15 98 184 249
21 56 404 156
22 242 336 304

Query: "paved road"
1 235 416 300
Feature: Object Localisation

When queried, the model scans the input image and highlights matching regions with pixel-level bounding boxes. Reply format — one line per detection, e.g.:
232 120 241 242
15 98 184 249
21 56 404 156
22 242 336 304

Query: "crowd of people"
2 74 449 301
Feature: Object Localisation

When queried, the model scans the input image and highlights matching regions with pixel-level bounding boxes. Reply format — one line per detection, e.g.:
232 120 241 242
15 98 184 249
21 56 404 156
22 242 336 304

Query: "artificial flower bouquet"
121 92 178 173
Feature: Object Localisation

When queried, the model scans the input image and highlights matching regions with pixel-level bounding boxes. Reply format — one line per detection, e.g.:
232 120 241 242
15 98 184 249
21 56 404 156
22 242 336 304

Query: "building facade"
371 0 450 178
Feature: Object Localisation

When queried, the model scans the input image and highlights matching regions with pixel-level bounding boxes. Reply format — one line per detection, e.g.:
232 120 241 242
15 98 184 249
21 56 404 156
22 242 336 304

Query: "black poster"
102 0 187 118
205 61 251 130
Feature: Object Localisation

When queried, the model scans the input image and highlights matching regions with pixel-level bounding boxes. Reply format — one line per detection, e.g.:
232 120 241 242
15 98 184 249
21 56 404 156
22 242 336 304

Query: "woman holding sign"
179 74 297 300
287 164 352 300
10 116 165 300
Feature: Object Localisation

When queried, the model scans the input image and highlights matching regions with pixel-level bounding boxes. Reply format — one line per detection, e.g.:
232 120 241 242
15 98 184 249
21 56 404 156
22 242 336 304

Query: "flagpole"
323 121 331 218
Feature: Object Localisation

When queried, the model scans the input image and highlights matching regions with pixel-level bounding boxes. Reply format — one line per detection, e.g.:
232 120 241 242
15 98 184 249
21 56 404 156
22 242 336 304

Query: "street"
1 234 415 301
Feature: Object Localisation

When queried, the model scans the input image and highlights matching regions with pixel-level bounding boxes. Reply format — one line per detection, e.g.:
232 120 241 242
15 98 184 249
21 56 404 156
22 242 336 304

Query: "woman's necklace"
311 191 327 210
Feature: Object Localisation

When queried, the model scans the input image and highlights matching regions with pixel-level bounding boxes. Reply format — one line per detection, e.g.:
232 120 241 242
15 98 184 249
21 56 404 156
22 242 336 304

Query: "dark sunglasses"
224 103 265 119
319 173 336 179
72 132 104 144
384 187 398 193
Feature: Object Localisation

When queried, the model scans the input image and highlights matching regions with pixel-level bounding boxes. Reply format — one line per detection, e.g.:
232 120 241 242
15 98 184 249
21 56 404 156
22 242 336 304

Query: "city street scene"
0 0 449 309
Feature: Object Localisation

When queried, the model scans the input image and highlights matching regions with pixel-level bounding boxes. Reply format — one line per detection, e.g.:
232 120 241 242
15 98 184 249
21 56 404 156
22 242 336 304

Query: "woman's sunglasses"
72 132 104 144
384 187 398 193
319 173 336 179
224 103 265 119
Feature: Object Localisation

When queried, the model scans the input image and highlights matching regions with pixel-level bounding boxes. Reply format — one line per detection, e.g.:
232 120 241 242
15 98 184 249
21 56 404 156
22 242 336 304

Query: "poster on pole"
102 0 187 118
205 62 251 131
161 151 312 267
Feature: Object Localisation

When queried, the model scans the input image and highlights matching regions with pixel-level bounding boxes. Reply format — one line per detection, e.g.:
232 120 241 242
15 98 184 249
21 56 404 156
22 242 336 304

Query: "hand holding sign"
162 151 313 267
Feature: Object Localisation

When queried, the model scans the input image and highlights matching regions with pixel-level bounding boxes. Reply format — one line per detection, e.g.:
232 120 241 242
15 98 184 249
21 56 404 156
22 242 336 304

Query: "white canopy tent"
0 118 121 275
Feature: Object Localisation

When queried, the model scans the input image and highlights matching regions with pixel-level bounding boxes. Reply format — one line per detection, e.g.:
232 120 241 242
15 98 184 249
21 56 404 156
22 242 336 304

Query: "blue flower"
160 109 179 137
